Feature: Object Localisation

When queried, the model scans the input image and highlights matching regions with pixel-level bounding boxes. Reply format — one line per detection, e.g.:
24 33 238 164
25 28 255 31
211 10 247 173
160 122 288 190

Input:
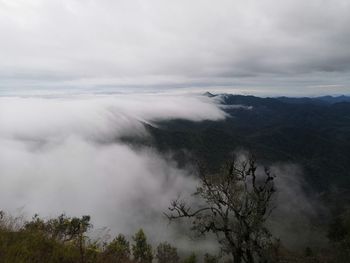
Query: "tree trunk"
79 234 85 263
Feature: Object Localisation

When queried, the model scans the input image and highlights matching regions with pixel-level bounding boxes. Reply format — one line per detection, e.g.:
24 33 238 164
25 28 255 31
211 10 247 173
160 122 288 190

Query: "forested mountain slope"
122 95 350 193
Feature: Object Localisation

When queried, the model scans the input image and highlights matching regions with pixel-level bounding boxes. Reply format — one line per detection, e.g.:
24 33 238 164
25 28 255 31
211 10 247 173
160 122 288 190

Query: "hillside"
122 95 350 194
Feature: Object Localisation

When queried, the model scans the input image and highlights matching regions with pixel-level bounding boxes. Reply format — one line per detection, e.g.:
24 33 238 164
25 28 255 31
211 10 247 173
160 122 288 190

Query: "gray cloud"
0 0 350 95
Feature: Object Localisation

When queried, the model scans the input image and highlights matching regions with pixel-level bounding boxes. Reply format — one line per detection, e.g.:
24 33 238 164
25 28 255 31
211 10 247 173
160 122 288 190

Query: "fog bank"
0 93 224 248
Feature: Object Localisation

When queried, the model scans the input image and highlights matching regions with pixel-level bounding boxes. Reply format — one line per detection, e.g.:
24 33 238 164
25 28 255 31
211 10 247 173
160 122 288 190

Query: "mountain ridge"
122 94 350 194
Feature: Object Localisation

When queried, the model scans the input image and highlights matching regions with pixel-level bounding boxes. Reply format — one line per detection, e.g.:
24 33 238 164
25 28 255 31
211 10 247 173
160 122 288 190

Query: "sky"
0 0 350 96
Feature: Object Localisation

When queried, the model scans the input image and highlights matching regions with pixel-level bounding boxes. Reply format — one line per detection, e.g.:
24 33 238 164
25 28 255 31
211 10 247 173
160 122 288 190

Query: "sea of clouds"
0 93 225 249
0 92 322 252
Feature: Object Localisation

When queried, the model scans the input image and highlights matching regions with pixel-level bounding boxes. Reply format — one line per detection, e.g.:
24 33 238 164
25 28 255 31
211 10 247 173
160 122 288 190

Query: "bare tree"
166 155 276 263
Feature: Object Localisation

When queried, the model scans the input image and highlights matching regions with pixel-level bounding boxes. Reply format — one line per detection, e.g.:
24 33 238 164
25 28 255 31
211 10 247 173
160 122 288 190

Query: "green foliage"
104 234 130 262
182 253 196 263
0 227 81 263
24 214 92 243
0 212 92 263
132 229 153 263
156 242 179 263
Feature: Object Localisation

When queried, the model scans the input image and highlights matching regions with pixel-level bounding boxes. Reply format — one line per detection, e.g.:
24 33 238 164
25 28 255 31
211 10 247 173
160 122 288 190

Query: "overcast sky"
1 0 350 96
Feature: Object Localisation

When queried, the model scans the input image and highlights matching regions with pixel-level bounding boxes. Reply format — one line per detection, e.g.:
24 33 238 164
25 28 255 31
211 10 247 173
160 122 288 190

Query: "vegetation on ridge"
1 154 350 262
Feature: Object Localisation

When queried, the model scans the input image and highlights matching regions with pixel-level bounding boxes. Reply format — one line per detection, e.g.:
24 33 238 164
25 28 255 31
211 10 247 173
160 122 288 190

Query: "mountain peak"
203 91 215 97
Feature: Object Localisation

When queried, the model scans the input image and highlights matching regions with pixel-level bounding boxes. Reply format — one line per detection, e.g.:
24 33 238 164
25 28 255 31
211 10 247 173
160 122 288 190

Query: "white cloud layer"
0 93 323 252
0 93 225 246
0 0 350 94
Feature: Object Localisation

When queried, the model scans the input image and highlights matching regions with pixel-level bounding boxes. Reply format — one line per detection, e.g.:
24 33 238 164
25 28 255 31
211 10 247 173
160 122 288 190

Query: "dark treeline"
0 156 350 263
0 210 350 263
1 155 350 262
0 212 180 263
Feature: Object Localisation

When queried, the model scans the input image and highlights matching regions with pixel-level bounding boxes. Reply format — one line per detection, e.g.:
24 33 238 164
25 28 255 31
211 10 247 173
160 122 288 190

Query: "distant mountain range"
122 94 350 198
276 95 350 104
